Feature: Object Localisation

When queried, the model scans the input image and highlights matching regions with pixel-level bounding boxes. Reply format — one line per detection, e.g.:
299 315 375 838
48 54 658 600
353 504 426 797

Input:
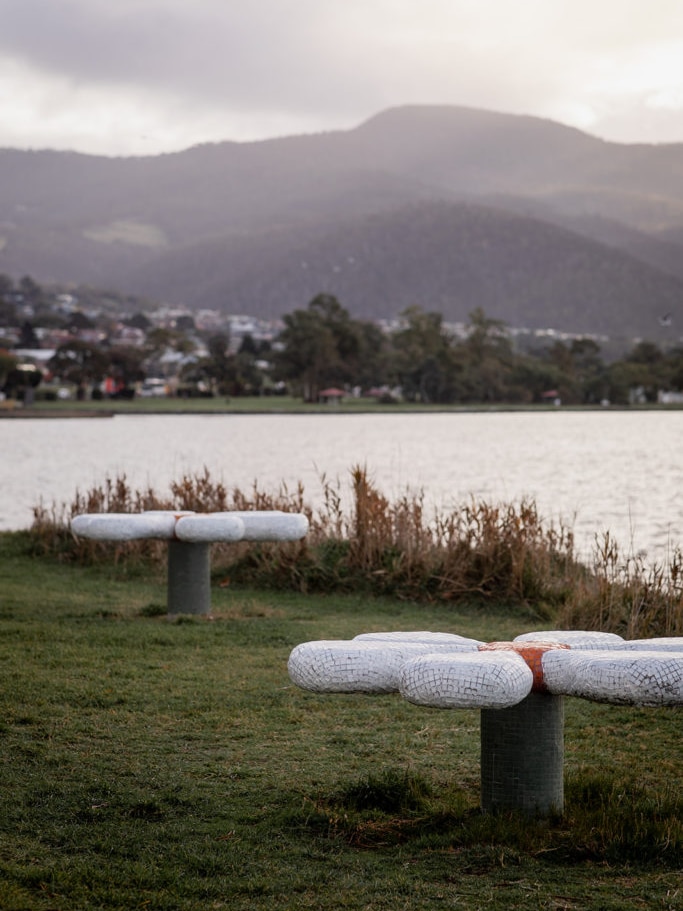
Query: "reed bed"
30 466 683 637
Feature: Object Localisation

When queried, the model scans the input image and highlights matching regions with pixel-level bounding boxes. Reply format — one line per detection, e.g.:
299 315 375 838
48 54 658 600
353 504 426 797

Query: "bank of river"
0 409 114 419
3 396 682 418
3 411 682 568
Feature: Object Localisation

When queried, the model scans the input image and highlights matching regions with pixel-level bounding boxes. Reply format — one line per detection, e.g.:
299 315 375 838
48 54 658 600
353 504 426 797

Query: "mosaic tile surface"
289 630 683 708
72 509 308 543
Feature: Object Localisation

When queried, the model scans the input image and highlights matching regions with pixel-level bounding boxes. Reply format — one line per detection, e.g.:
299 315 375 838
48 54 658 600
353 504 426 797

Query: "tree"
617 340 667 403
606 360 648 405
308 294 361 374
66 311 95 334
18 275 43 306
355 320 391 391
457 308 515 403
175 314 196 333
106 345 146 394
569 338 607 403
391 306 460 403
144 327 174 357
507 355 566 404
179 333 237 396
125 312 152 332
0 273 13 298
0 275 16 326
234 334 273 395
48 340 109 397
664 347 683 392
543 337 606 404
238 333 258 357
3 362 42 402
144 326 196 361
0 350 18 390
275 294 362 401
17 321 40 349
205 333 234 393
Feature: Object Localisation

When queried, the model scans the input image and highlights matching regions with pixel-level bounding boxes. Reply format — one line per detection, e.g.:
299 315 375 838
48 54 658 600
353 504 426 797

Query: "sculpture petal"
513 630 624 649
399 651 533 709
288 639 464 694
542 649 683 706
71 512 179 540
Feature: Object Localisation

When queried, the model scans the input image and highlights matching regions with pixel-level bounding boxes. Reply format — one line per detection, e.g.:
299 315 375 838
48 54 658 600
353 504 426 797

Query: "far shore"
0 407 115 419
2 396 682 417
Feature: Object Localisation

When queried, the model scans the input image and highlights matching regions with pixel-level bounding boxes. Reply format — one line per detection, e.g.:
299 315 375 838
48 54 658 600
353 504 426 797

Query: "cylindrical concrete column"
480 692 564 815
167 540 212 615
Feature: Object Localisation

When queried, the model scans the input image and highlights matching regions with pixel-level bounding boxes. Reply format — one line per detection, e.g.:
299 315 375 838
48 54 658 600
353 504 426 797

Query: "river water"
2 410 681 563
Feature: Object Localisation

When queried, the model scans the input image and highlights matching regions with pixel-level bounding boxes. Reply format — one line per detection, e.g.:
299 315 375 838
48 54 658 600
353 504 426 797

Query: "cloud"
1 0 683 155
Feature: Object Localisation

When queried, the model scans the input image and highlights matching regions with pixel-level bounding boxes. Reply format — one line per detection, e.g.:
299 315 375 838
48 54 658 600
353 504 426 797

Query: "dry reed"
29 466 682 637
559 530 683 638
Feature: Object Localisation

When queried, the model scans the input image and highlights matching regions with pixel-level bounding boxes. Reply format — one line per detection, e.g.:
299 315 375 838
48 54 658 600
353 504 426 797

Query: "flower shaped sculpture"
72 509 308 615
288 630 683 815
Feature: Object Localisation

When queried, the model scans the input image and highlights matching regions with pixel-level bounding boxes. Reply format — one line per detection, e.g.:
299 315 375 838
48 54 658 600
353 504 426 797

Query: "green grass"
0 532 681 910
19 394 669 415
23 394 415 414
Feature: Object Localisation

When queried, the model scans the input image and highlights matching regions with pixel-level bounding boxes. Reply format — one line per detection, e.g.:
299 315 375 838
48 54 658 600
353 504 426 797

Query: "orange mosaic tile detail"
478 641 571 692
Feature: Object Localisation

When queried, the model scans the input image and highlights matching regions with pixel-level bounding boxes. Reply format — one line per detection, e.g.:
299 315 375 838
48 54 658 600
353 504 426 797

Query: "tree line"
2 273 683 405
275 294 683 406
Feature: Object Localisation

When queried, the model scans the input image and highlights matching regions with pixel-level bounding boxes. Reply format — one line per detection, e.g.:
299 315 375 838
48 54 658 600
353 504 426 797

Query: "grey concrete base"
167 540 211 615
480 692 564 815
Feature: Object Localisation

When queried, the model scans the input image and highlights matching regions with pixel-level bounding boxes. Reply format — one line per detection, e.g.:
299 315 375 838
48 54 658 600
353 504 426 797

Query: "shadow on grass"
278 767 683 867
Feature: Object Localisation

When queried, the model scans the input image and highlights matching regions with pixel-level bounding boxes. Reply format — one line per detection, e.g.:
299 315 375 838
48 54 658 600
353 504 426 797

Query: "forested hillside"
2 104 683 340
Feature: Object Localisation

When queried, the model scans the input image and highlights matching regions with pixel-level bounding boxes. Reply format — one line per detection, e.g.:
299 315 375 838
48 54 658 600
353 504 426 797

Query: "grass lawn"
12 395 631 416
15 395 409 415
0 532 680 910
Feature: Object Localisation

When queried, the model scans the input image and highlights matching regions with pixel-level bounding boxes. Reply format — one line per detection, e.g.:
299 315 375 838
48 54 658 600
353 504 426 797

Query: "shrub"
29 466 682 636
559 530 683 638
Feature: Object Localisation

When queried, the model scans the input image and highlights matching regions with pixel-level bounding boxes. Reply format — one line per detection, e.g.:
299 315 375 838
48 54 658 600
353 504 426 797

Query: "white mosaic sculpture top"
71 510 309 543
288 630 683 708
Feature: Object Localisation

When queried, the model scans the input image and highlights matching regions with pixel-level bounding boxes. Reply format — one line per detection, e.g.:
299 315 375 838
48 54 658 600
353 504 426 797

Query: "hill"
2 104 683 338
125 200 683 340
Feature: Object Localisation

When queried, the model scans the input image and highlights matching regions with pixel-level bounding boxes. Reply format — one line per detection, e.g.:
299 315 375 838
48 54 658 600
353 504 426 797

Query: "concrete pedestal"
71 510 308 618
480 692 564 815
167 540 211 616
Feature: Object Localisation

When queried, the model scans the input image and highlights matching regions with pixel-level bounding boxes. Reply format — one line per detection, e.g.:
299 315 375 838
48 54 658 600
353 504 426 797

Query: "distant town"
1 274 682 408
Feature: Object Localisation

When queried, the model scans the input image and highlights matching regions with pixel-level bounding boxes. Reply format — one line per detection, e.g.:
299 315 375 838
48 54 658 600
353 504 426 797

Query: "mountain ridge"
2 104 683 340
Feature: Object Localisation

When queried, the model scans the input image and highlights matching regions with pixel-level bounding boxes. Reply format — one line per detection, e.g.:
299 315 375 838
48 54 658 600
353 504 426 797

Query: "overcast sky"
1 0 683 157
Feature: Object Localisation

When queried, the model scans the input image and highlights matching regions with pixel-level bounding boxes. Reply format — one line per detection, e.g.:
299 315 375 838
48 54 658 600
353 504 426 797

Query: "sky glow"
1 0 682 156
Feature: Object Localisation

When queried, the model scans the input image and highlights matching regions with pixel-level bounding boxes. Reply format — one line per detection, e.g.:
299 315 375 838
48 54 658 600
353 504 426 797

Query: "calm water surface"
2 411 681 561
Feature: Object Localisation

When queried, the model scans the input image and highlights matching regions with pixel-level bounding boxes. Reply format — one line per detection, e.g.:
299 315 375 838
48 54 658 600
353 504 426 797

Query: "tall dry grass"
29 466 682 637
559 530 683 638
